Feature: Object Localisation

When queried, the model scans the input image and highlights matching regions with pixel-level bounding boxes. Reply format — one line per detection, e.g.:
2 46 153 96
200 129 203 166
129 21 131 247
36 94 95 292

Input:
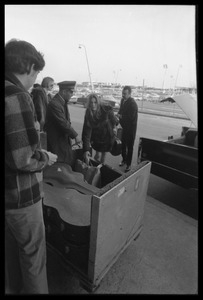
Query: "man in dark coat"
45 81 81 165
117 86 138 172
31 77 54 132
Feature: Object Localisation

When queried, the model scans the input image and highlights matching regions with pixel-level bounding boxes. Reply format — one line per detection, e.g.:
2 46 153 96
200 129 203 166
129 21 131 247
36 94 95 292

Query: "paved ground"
47 194 197 294
46 105 198 294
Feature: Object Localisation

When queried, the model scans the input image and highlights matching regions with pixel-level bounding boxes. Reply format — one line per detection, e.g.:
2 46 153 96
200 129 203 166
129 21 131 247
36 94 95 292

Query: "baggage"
110 137 122 156
43 144 151 292
116 124 123 140
74 159 102 187
110 124 123 156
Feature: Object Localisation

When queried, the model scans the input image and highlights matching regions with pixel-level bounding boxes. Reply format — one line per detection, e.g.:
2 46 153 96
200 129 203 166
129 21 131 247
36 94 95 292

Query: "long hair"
41 77 54 88
86 93 102 122
5 39 45 74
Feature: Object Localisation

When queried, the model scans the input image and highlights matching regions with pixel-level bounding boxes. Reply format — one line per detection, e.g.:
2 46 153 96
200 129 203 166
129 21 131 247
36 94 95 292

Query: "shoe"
119 161 126 167
125 165 131 173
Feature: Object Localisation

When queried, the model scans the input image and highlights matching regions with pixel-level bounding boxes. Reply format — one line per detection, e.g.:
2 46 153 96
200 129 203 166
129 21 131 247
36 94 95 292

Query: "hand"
42 150 58 166
35 120 40 131
75 136 82 147
113 127 117 135
83 151 91 165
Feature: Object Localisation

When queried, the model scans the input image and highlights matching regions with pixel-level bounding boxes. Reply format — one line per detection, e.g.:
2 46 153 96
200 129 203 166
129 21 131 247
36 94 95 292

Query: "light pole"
169 75 173 89
174 64 182 94
161 64 168 93
113 70 116 85
79 44 94 91
116 69 122 85
141 79 145 110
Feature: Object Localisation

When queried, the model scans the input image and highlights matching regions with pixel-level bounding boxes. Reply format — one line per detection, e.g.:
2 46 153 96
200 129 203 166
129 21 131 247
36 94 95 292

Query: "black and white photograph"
5 4 198 295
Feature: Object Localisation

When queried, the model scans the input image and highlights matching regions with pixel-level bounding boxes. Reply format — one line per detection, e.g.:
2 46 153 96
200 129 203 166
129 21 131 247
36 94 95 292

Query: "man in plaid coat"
5 39 57 294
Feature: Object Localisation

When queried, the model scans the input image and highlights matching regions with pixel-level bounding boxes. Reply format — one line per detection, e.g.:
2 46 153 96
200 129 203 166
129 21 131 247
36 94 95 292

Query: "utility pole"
79 44 94 91
174 64 182 94
162 64 168 93
141 79 145 110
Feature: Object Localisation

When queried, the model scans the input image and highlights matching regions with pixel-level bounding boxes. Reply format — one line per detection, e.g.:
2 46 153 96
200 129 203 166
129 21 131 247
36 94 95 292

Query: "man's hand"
116 113 122 120
42 150 58 166
83 151 91 165
113 127 117 135
75 136 82 148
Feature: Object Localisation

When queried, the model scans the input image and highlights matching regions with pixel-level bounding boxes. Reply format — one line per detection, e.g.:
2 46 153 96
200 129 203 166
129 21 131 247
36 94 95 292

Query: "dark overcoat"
45 93 78 165
82 104 118 152
31 86 48 131
118 97 138 143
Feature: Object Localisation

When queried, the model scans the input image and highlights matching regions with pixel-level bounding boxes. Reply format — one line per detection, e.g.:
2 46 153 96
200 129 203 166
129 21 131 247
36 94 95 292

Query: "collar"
57 92 65 102
5 72 28 93
57 92 69 104
122 96 131 103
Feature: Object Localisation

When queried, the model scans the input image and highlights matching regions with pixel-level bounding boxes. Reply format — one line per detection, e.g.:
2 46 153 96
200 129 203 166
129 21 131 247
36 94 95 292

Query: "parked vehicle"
137 93 198 190
77 93 120 109
67 93 83 104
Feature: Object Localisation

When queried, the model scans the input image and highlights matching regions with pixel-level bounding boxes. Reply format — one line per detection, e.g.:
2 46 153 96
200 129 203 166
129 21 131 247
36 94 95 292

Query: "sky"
5 5 197 88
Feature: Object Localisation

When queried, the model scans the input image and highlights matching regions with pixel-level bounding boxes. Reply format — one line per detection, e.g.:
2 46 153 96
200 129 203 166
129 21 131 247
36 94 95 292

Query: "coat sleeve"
32 90 46 131
118 98 123 115
82 113 92 152
5 92 49 173
128 100 138 123
48 100 78 139
108 109 119 126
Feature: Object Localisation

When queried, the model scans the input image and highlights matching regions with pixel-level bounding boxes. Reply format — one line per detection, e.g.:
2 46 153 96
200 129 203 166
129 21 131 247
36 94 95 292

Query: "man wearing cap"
45 81 81 165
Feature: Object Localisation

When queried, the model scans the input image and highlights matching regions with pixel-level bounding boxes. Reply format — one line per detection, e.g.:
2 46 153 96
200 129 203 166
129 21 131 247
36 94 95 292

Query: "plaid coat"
5 72 49 210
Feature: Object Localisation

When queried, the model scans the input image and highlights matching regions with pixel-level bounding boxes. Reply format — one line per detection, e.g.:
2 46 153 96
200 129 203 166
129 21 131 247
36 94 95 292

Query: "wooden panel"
87 162 151 285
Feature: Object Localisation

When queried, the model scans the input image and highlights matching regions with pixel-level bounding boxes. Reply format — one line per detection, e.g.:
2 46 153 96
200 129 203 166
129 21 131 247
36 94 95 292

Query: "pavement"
46 107 197 294
46 184 198 295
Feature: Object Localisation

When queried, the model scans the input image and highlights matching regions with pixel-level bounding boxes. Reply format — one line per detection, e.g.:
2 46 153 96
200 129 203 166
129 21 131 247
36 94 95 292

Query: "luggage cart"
42 144 151 292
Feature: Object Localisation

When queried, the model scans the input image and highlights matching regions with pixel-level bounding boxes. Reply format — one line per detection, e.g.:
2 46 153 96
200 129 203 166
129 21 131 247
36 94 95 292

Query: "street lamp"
161 64 168 93
169 75 173 94
79 44 94 91
115 69 122 85
174 64 182 94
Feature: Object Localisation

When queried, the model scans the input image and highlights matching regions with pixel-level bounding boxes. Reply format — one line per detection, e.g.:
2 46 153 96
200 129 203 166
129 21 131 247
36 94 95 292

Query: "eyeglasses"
48 83 55 89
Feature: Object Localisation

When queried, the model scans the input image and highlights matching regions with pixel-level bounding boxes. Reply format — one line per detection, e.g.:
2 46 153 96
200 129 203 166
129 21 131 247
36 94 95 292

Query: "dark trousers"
121 132 135 166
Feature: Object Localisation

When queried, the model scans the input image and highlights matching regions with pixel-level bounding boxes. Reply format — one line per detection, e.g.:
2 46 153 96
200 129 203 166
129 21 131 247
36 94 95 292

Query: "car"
101 94 120 109
137 93 198 190
68 93 84 104
77 93 120 110
69 95 78 104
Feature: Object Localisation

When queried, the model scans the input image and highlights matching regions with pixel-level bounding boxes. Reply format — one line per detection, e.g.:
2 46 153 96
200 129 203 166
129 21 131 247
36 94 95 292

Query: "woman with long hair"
82 93 118 164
